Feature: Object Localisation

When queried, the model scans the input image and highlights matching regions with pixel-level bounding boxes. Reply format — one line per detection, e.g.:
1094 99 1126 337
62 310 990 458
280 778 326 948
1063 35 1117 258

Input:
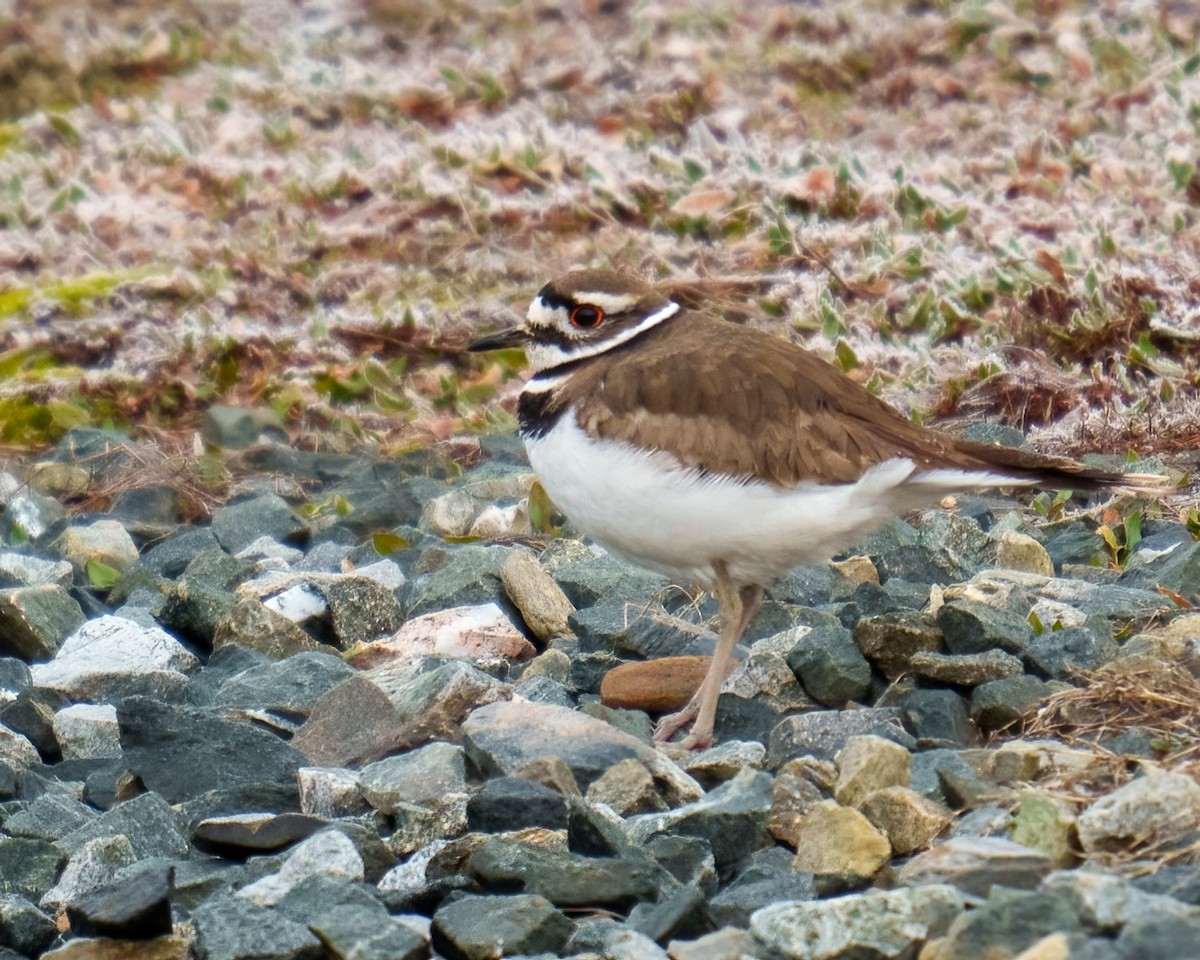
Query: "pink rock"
354 603 535 666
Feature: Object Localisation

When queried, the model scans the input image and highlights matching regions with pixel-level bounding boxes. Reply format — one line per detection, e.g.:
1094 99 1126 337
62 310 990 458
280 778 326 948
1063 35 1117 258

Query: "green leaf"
86 560 121 590
834 339 859 372
372 531 411 555
528 480 558 535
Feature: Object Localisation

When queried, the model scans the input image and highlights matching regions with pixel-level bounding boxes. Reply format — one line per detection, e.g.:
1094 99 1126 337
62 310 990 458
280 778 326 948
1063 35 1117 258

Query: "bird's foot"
653 704 713 751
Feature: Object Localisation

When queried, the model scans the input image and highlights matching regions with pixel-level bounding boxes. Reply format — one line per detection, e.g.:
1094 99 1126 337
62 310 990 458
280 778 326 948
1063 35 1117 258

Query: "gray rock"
567 919 668 960
629 885 708 944
0 837 66 900
192 894 321 960
308 899 427 960
39 835 135 912
311 574 405 647
933 888 1085 959
0 552 73 588
4 790 98 841
212 597 324 660
202 405 286 450
118 697 305 806
209 651 354 717
404 544 519 618
371 660 513 752
360 741 466 814
193 812 325 856
237 830 365 907
768 707 915 767
751 884 965 960
290 675 412 768
55 520 139 575
297 767 368 820
432 894 573 960
52 703 121 760
0 893 57 957
937 598 1033 655
969 676 1054 731
626 768 773 880
1077 770 1200 857
709 846 817 928
1024 624 1117 679
1 492 66 544
211 494 308 555
30 615 199 701
570 603 709 659
1044 522 1106 569
852 611 944 679
158 576 240 648
0 718 40 768
0 585 86 660
136 528 223 579
785 624 872 706
908 648 1025 686
541 541 671 609
467 776 569 832
0 658 31 696
916 512 995 580
901 689 977 748
66 860 173 939
513 674 576 708
897 836 1053 897
55 791 190 861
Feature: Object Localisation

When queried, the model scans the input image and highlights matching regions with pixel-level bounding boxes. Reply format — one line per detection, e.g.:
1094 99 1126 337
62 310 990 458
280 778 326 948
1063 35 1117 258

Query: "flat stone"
751 884 965 960
901 688 977 748
0 552 73 588
834 735 912 808
897 836 1053 897
117 697 305 806
1011 790 1079 868
500 550 575 642
0 585 86 660
290 675 409 767
193 813 325 856
668 927 758 960
859 786 953 856
191 895 320 960
0 837 66 900
30 616 198 701
680 740 767 790
909 648 1025 686
1024 624 1117 679
432 893 573 960
405 544 521 618
66 861 173 940
357 602 534 666
586 758 668 816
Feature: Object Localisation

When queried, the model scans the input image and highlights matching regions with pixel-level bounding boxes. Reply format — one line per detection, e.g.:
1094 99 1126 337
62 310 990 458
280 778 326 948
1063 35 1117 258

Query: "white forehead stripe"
568 291 640 315
522 300 680 373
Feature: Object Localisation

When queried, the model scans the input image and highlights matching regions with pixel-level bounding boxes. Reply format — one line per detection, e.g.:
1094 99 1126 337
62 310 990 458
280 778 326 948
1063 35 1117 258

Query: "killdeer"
470 270 1165 749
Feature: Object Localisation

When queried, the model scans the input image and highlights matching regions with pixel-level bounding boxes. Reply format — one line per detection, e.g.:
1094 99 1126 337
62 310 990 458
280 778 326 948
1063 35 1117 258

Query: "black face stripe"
536 284 573 312
518 388 569 440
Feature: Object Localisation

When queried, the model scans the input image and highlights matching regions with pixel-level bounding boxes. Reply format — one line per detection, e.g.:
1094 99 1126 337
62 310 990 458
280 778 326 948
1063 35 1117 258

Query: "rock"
709 847 817 928
212 598 324 660
370 659 512 751
0 711 49 767
781 800 891 879
468 776 570 831
462 699 698 798
1011 790 1079 868
586 758 668 816
668 927 758 960
567 919 668 960
901 688 977 748
1077 770 1200 857
405 544 520 618
0 585 86 660
358 602 535 665
191 895 320 960
783 624 872 707
969 676 1055 731
201 405 286 449
359 741 467 814
306 900 427 960
117 697 305 806
897 836 1053 897
66 861 173 940
432 893 573 960
290 675 411 767
1116 909 1200 960
626 769 774 880
0 837 66 899
206 651 354 718
852 612 944 679
56 521 139 575
1024 625 1117 679
750 884 965 960
834 735 912 808
237 830 365 907
157 577 239 648
297 767 367 820
908 648 1025 685
0 893 58 957
40 934 190 959
56 792 190 862
53 704 121 760
309 574 405 647
768 707 915 767
5 791 98 842
30 616 199 701
40 836 135 912
0 552 73 588
931 886 1084 960
629 885 708 943
996 531 1055 576
192 813 325 856
541 542 671 609
2 491 66 544
859 786 952 856
500 551 575 641
937 598 1033 655
210 494 308 555
600 656 731 713
680 740 767 790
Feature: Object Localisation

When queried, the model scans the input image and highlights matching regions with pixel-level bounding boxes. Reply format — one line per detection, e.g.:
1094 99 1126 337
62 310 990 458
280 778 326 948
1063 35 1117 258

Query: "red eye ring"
569 304 605 329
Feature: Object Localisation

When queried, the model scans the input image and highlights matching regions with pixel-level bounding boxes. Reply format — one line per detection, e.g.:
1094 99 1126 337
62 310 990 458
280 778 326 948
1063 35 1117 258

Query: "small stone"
0 719 40 768
53 703 121 760
40 836 135 912
0 585 86 660
969 676 1055 731
56 521 139 575
0 552 72 588
66 861 173 940
432 894 573 960
783 624 871 707
358 602 535 665
193 813 325 856
859 786 952 856
784 800 891 879
1011 789 1079 868
1077 769 1200 857
909 648 1025 686
601 655 731 713
192 895 320 960
586 758 668 816
298 767 367 819
212 598 324 660
237 830 365 907
751 884 964 960
1024 624 1117 679
768 707 915 767
40 934 190 959
853 612 944 679
0 893 58 957
681 740 767 789
359 741 467 814
501 550 575 641
55 792 190 862
708 847 817 928
937 598 1032 655
210 494 308 555
901 688 978 748
830 554 879 585
834 735 912 808
897 836 1053 897
668 927 758 960
514 756 582 797
0 837 66 900
996 531 1055 576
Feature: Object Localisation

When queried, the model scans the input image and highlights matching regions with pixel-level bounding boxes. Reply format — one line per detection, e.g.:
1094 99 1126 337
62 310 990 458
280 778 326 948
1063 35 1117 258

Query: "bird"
469 269 1166 749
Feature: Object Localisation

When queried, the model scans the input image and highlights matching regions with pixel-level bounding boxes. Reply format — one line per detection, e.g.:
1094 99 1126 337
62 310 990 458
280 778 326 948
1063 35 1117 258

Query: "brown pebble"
600 656 736 713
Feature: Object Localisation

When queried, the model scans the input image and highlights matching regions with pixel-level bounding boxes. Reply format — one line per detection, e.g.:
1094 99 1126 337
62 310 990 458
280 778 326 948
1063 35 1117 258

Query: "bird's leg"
654 567 764 750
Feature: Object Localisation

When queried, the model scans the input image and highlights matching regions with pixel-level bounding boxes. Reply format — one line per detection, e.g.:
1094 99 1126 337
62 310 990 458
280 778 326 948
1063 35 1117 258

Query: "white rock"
298 767 365 819
53 703 121 760
235 536 304 565
351 558 406 590
30 615 200 699
0 552 73 588
468 502 531 539
1077 769 1200 855
237 829 364 907
0 723 39 767
262 583 327 622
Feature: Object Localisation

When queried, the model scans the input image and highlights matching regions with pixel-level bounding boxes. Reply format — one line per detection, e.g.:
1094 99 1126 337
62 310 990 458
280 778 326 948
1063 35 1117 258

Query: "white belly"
525 415 952 592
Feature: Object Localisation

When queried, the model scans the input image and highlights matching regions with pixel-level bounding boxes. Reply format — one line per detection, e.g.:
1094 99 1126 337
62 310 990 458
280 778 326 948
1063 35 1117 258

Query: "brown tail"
955 438 1171 494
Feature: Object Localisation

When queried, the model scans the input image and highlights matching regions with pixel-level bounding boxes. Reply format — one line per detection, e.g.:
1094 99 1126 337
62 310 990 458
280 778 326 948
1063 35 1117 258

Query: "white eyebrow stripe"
569 291 640 315
526 300 680 372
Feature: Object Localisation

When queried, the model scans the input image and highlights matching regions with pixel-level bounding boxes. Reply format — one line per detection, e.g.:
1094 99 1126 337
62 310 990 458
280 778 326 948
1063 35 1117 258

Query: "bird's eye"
569 304 605 329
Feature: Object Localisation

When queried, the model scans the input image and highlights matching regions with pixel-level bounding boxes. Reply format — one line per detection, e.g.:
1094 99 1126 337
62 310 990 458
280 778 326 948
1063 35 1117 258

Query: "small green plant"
1096 509 1142 569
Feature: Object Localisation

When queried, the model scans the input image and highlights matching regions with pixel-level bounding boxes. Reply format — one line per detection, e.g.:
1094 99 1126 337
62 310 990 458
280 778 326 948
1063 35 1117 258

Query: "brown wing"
571 315 1150 490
